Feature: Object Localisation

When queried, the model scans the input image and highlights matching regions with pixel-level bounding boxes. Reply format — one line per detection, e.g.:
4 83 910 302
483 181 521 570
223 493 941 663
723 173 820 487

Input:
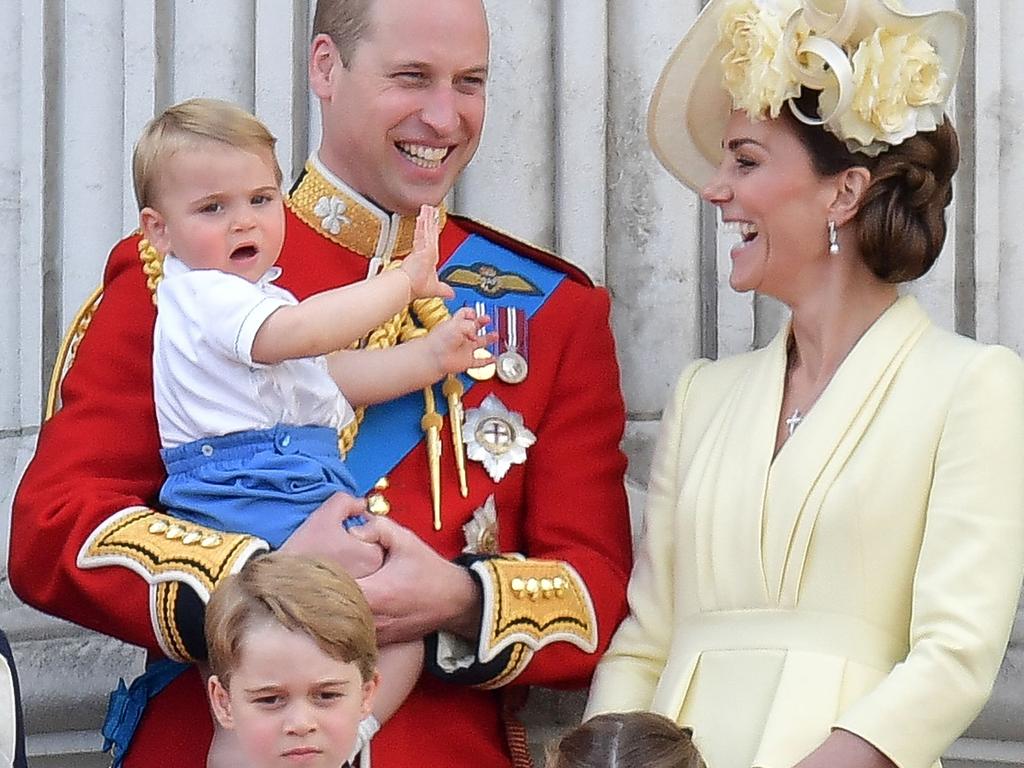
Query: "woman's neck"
786 269 898 385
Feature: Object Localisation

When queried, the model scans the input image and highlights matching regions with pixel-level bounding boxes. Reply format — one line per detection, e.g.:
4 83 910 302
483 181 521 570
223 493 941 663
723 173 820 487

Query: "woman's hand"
792 729 896 768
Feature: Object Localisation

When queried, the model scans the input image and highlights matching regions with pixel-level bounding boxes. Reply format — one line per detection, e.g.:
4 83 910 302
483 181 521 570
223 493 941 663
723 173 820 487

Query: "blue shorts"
159 424 357 548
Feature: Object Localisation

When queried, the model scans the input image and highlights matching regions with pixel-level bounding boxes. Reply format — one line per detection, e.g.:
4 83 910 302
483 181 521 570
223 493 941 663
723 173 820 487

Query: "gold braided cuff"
470 556 598 683
152 581 192 662
78 507 269 659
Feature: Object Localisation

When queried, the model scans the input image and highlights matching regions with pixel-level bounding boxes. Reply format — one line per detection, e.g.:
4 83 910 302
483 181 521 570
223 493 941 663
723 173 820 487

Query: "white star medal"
463 394 536 482
462 495 499 554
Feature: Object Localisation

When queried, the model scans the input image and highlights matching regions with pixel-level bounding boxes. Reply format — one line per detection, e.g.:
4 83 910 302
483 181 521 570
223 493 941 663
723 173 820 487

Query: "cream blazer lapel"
688 332 784 610
766 296 930 604
697 297 931 608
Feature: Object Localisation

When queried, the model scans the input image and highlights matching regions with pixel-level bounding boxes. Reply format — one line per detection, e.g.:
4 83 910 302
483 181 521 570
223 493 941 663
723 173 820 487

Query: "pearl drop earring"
828 220 840 255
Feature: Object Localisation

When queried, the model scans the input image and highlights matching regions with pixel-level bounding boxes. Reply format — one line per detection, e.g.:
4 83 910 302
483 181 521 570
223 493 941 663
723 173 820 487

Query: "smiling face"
309 0 489 214
208 620 378 768
701 111 841 298
140 140 285 284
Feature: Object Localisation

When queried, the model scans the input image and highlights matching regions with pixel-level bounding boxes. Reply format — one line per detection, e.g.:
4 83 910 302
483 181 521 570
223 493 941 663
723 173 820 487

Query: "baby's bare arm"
251 205 449 365
327 308 495 406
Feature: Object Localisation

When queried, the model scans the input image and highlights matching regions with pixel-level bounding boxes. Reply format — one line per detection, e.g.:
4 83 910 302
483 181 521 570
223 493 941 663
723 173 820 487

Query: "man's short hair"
312 0 373 67
132 97 282 210
205 553 379 686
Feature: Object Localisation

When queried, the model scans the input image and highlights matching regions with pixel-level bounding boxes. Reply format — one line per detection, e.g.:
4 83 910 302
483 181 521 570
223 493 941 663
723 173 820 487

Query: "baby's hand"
426 307 497 376
400 205 454 301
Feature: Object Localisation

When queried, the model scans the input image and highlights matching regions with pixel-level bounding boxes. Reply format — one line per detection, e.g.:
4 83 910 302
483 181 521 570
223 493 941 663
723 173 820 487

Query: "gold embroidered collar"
286 155 448 261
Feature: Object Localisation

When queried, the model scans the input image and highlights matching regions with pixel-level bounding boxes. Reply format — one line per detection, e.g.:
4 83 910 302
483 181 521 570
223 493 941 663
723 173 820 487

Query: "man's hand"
280 492 384 578
351 516 482 644
401 205 454 301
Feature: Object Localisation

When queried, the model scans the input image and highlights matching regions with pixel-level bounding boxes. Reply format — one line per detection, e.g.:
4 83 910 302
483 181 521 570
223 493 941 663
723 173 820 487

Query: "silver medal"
496 351 528 384
496 305 529 385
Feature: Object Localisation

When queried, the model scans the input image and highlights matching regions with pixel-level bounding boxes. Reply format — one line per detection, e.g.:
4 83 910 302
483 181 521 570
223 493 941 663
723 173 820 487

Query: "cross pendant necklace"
785 408 804 436
784 336 805 436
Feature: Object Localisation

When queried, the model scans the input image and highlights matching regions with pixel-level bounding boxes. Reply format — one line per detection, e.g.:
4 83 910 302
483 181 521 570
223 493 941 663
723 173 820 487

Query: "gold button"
367 494 391 516
148 520 169 535
200 535 223 548
165 525 185 540
182 531 202 546
374 477 390 491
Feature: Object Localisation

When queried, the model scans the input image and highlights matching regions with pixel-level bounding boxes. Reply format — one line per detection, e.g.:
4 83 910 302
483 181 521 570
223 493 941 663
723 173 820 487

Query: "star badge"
462 495 499 554
463 394 536 483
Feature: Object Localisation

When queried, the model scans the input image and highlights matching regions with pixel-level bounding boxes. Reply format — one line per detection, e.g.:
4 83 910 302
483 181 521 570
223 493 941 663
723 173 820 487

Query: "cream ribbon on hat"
802 0 862 42
781 0 861 128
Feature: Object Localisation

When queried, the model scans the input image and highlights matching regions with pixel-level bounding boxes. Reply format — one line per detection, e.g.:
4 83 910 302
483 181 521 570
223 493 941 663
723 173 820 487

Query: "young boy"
205 552 379 768
132 98 489 765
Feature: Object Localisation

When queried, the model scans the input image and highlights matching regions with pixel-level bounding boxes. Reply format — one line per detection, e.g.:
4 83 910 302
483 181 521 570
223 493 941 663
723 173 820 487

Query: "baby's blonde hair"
132 97 282 210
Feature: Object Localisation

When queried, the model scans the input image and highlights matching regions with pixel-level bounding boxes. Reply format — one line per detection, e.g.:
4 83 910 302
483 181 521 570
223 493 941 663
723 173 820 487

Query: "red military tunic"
10 160 632 767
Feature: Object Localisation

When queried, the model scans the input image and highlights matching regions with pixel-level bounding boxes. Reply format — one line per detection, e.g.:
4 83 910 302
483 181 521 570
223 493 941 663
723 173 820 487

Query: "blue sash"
345 234 565 493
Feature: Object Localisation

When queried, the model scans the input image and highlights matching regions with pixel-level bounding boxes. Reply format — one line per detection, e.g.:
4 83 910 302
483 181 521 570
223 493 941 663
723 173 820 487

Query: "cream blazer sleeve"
585 359 711 715
835 344 1024 768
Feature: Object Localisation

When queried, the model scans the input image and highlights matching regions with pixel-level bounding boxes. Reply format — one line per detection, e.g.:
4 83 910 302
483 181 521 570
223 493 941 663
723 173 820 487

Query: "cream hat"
648 0 966 192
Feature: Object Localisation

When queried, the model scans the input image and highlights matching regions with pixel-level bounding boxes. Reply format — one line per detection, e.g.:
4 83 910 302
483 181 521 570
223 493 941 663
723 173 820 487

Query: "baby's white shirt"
153 254 354 449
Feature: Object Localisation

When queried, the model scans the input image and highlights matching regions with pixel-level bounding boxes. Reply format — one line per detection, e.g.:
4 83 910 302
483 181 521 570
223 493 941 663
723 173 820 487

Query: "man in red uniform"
10 0 633 766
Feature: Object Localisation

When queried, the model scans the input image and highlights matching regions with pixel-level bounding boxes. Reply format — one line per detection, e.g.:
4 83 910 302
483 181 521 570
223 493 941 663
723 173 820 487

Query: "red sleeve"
10 236 265 661
10 235 166 649
514 285 633 685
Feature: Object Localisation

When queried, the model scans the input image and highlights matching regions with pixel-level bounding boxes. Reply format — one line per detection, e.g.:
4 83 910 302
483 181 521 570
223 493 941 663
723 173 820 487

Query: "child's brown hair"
204 552 378 687
546 712 704 768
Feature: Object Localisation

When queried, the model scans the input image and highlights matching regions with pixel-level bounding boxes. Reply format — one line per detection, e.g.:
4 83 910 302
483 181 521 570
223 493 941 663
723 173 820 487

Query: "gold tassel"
412 297 470 498
401 324 444 530
443 375 469 497
421 384 444 531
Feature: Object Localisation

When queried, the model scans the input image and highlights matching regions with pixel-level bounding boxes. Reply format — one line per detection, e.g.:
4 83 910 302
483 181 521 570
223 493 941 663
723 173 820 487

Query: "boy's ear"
360 671 380 718
139 207 170 256
208 675 235 729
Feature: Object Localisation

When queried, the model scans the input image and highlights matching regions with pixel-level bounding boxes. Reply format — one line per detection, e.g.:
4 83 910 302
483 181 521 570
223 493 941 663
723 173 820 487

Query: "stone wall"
3 0 1023 765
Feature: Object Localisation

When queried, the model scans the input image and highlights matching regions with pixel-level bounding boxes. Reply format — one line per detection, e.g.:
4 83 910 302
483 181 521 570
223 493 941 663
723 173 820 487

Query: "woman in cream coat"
586 2 1024 768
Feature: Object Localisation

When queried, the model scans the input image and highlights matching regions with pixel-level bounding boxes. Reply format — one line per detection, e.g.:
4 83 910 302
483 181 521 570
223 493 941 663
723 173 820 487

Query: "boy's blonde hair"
546 712 705 768
205 553 378 687
132 97 282 210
